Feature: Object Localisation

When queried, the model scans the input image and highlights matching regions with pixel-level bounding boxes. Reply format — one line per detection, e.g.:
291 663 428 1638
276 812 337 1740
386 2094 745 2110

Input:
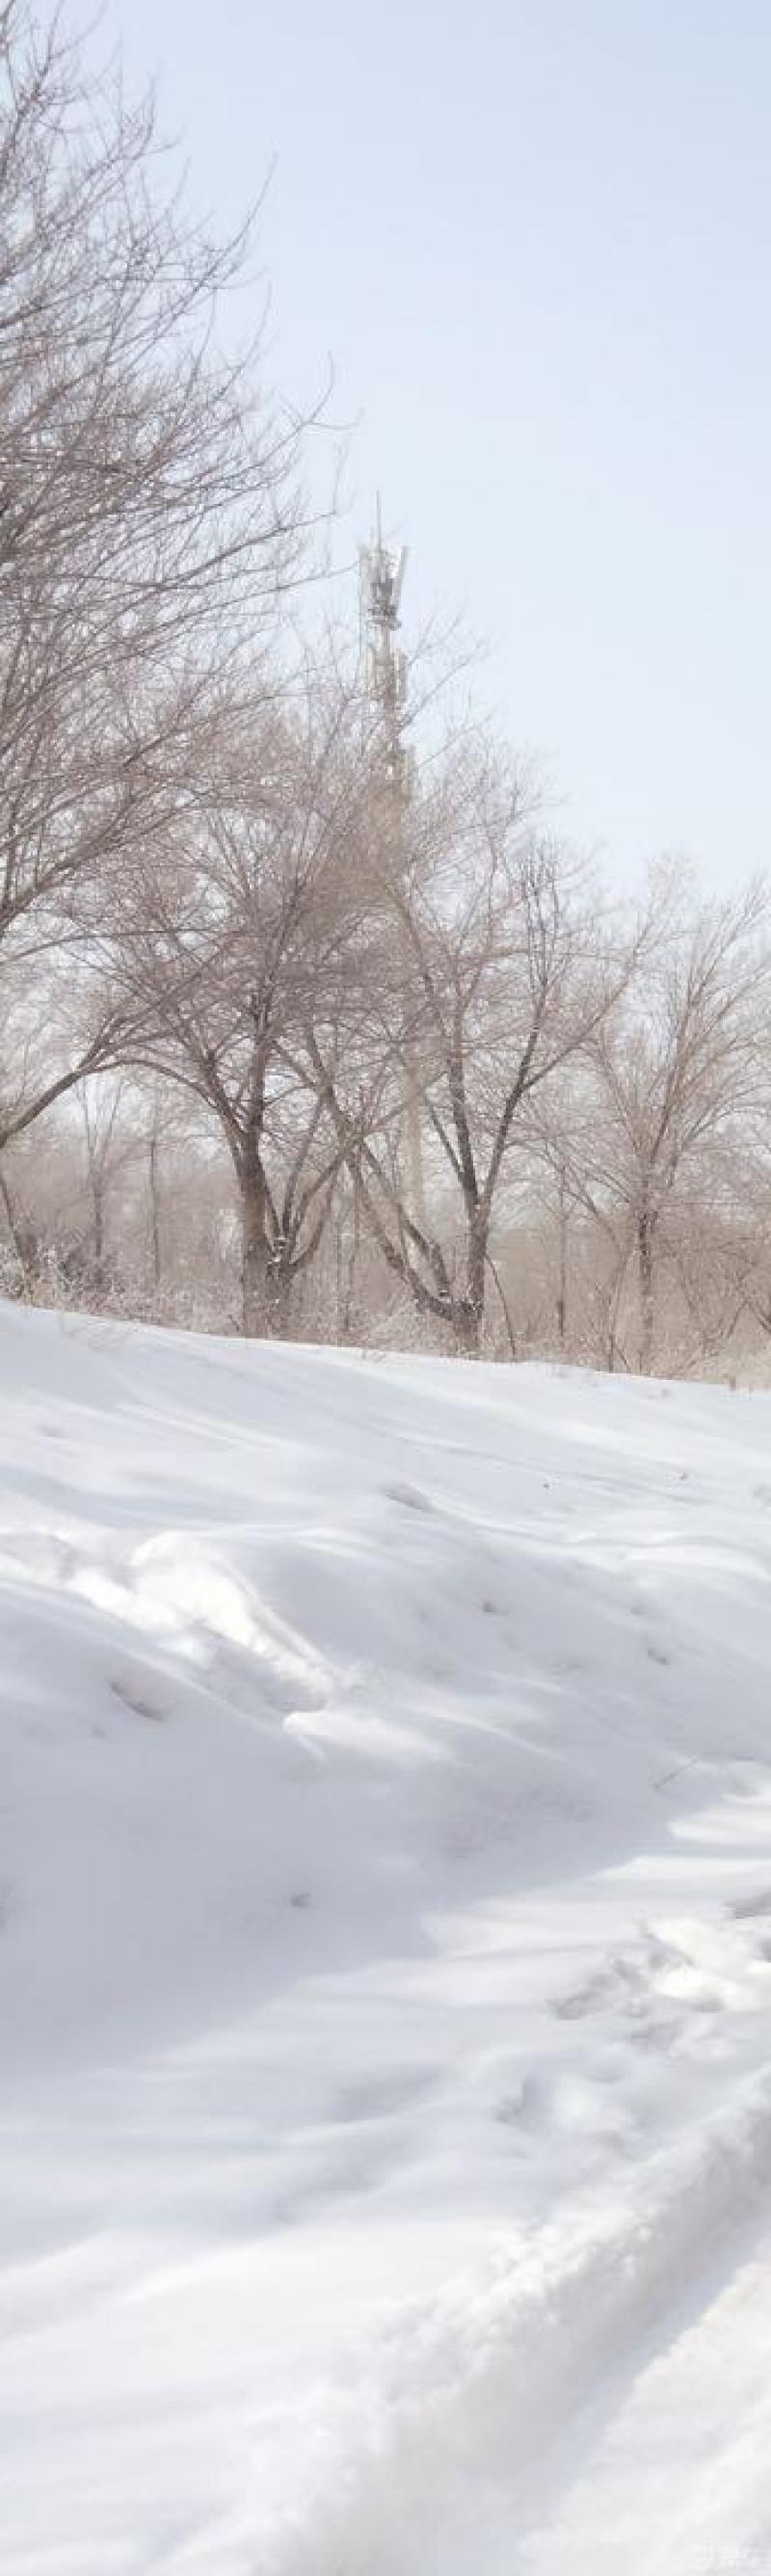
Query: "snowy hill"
3 1307 771 2574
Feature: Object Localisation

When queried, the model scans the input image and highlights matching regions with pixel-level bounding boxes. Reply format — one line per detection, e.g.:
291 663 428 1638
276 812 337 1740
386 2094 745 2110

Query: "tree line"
3 2 771 1379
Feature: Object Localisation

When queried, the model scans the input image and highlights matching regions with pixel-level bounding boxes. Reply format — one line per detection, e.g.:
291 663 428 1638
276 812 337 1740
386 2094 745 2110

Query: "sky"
67 0 771 890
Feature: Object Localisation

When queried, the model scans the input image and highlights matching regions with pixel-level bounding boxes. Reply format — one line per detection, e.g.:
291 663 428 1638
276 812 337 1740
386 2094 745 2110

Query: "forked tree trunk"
453 1296 481 1357
265 1257 295 1341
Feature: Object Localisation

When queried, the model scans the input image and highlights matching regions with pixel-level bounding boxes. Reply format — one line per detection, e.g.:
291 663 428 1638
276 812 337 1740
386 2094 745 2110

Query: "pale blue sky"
71 0 771 886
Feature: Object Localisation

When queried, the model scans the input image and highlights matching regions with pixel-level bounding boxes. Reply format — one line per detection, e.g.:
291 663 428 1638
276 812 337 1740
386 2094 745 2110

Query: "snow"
2 1304 771 2572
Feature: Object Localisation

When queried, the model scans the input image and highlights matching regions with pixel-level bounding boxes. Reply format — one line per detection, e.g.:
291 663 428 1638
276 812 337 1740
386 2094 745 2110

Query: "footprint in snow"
110 1674 168 1723
553 1957 637 2021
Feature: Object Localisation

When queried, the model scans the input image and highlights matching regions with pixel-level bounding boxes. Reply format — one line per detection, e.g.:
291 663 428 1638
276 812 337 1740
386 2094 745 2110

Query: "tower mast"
359 496 410 792
359 501 425 1228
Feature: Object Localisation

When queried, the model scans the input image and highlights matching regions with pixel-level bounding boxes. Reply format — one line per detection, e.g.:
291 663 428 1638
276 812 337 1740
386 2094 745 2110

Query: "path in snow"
520 2231 771 2576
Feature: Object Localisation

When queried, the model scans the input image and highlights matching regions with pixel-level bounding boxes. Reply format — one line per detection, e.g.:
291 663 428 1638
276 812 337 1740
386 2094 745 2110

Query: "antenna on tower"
359 497 412 797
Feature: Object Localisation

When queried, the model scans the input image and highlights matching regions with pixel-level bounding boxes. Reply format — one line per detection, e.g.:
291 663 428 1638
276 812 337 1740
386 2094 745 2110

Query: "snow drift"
3 1305 771 2573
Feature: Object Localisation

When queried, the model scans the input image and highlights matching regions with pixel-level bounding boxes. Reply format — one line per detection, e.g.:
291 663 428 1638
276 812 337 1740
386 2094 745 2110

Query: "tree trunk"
638 1203 656 1373
265 1256 295 1341
0 1166 39 1297
454 1217 487 1356
453 1296 481 1357
91 1181 105 1288
240 1166 270 1337
556 1173 569 1350
338 1163 361 1341
148 1125 163 1299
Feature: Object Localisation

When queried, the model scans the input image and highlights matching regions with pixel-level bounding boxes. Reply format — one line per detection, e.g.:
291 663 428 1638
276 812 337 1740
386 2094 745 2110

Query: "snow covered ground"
2 1304 771 2574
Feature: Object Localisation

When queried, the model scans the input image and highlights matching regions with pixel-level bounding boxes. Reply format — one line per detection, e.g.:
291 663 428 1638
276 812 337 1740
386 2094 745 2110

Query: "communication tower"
359 498 412 801
359 500 425 1225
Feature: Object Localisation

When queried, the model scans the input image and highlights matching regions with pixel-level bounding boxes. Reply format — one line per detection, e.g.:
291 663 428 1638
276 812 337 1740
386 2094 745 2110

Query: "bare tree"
105 678 372 1334
577 874 770 1371
0 3 319 1152
305 746 633 1353
66 1076 152 1295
